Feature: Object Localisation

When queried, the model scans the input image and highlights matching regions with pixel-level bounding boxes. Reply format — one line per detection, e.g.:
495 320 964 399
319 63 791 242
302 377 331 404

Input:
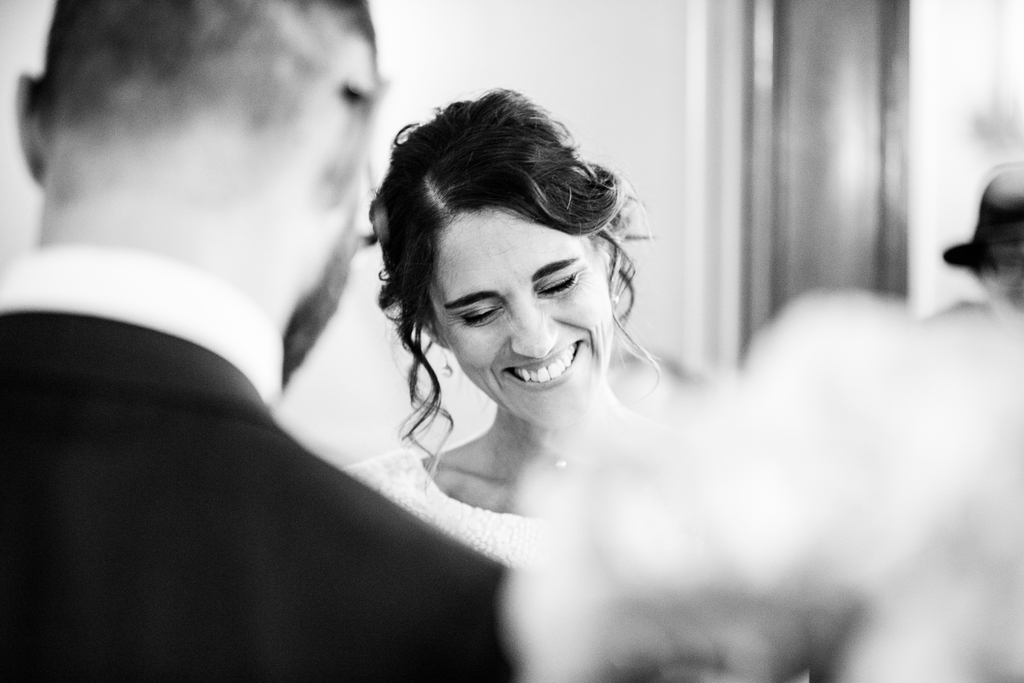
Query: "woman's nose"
510 304 558 358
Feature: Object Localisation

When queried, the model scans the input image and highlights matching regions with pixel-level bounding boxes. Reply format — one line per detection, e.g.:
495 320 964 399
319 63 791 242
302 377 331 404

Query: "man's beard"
281 230 358 387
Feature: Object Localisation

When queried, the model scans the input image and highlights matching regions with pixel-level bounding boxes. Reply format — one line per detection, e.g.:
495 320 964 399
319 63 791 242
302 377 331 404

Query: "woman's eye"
461 309 499 326
539 273 579 296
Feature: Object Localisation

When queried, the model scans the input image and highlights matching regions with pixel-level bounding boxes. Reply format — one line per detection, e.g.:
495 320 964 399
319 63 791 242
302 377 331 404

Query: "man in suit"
0 1 511 679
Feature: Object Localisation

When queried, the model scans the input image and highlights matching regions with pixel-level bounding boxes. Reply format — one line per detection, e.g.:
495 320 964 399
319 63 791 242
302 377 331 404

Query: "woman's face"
430 210 616 429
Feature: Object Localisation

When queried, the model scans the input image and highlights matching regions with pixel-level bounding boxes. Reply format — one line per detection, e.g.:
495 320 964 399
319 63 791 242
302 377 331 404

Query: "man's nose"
510 303 558 358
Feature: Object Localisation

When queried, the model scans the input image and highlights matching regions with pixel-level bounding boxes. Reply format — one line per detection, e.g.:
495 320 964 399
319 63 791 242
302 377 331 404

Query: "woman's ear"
17 74 48 185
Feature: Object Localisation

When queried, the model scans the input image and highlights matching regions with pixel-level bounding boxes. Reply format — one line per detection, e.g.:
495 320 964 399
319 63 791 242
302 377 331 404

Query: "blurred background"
1 0 1022 465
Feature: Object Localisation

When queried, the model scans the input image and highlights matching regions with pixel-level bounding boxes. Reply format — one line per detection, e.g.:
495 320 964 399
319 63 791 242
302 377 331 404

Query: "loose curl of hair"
372 89 650 452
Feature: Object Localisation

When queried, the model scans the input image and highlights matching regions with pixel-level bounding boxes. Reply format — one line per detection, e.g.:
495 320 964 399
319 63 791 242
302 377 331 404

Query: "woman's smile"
506 341 581 384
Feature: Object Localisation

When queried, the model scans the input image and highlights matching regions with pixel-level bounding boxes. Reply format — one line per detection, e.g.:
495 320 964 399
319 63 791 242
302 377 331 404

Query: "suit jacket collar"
0 246 283 401
0 312 269 418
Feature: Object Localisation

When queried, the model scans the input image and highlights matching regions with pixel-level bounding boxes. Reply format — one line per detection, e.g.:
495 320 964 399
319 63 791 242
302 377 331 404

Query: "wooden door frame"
739 0 910 352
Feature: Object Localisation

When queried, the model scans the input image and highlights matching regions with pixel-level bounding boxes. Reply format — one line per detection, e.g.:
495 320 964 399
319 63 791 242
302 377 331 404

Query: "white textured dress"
347 449 545 569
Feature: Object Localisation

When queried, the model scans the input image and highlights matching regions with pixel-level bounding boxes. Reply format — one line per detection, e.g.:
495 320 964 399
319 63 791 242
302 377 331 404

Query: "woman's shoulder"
346 448 428 483
347 447 546 569
345 448 434 505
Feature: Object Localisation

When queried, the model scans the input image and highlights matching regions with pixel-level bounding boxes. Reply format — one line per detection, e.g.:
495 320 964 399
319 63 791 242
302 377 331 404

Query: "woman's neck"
432 385 676 514
469 384 624 483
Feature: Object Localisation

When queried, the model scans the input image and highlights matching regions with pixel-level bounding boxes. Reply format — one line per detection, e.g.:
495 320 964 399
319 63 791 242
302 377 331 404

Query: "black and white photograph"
1 1 1023 681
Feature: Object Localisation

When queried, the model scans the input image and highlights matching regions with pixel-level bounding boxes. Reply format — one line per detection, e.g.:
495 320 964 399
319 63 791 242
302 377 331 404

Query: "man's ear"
17 74 49 185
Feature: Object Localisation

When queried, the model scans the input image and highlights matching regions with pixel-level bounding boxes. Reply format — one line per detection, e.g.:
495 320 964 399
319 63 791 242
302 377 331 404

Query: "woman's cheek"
576 283 616 339
452 327 498 372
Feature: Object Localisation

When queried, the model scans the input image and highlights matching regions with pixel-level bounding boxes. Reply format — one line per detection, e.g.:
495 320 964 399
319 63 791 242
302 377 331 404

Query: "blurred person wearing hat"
943 164 1024 317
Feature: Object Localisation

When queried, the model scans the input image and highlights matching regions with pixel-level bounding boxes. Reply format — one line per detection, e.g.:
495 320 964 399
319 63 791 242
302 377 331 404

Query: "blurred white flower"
506 292 1024 683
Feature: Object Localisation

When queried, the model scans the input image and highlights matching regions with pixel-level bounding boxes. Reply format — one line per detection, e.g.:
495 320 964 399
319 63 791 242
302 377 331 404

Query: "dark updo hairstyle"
372 88 649 450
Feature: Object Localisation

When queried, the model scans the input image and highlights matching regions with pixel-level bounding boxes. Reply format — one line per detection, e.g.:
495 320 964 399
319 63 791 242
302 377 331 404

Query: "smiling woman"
347 89 672 567
432 210 617 433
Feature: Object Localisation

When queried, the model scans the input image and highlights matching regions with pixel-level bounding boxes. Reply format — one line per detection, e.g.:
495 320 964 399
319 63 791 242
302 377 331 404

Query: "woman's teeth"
512 344 578 384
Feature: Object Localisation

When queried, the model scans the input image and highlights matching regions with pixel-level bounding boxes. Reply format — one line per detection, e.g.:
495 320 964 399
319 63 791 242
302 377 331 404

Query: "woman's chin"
502 392 605 432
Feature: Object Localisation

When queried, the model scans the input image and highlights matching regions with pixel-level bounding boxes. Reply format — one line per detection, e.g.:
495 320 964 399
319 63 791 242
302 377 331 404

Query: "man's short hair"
30 0 376 135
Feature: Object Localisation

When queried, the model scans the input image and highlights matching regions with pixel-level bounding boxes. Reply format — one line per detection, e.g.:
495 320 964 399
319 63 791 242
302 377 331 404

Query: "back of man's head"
18 0 382 337
30 0 375 140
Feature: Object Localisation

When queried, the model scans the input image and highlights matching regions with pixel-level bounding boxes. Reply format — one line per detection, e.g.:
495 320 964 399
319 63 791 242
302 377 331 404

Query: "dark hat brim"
943 242 986 270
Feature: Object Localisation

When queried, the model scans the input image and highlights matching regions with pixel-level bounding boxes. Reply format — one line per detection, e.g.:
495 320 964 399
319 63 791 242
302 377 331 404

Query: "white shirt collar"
0 245 283 402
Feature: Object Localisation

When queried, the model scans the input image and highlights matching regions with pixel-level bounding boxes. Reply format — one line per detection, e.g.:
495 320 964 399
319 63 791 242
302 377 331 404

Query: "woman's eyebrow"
443 291 498 310
531 258 580 283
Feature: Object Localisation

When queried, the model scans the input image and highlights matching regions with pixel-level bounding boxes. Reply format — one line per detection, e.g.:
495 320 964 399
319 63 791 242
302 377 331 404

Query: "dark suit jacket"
0 312 512 681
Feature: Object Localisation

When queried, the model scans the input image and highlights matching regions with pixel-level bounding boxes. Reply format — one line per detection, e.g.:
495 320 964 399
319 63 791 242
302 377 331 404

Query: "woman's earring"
442 353 454 378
